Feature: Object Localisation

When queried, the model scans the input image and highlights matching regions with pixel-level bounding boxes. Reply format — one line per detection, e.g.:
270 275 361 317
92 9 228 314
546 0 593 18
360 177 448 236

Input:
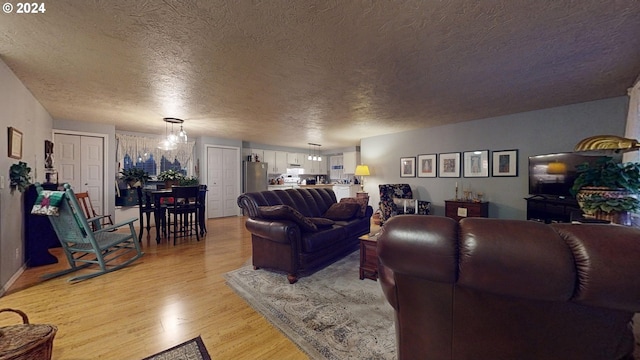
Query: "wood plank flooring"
0 216 308 360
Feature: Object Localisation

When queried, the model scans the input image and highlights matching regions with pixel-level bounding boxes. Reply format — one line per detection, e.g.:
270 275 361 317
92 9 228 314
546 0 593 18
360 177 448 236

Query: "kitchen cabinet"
287 152 303 166
333 184 359 202
263 150 288 174
342 151 360 175
330 155 344 180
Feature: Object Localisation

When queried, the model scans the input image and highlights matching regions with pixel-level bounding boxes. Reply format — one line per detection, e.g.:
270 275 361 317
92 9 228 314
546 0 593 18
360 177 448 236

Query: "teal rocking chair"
35 183 144 281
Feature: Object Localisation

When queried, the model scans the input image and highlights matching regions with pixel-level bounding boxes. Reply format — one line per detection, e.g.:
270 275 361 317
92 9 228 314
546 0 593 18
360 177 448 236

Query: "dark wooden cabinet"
24 183 60 267
359 234 378 281
525 196 581 223
445 200 489 222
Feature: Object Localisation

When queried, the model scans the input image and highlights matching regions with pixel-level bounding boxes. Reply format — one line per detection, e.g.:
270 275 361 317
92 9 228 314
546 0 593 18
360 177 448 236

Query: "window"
116 133 194 178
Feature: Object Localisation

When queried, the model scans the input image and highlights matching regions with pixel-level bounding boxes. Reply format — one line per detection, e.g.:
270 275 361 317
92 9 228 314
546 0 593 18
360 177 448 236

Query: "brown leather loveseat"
378 215 640 360
238 188 372 283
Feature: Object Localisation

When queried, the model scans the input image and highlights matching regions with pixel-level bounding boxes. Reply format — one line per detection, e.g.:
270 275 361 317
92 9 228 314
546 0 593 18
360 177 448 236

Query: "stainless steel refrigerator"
243 161 268 193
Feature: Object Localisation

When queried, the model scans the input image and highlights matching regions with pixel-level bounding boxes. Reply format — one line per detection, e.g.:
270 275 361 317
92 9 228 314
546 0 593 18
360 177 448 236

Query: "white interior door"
207 147 223 218
56 134 81 190
81 136 104 213
222 148 239 216
206 146 240 218
54 133 105 215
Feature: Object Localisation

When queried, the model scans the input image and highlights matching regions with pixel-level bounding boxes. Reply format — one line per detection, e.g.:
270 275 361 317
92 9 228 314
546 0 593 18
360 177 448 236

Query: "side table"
445 200 489 222
359 234 378 281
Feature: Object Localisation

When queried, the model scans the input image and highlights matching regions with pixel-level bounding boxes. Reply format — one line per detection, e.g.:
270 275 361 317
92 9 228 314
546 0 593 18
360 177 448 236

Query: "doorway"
206 146 240 218
54 132 107 217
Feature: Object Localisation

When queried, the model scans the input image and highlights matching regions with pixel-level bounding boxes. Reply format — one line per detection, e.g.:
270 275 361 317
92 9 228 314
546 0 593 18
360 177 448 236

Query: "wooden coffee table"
359 233 378 281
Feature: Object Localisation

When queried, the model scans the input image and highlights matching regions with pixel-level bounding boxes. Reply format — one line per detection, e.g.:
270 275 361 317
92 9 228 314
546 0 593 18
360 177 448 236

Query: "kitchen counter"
299 184 333 189
267 184 299 190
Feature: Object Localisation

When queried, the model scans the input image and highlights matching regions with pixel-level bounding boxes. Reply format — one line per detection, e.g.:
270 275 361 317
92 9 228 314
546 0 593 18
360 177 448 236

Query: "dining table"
150 189 173 243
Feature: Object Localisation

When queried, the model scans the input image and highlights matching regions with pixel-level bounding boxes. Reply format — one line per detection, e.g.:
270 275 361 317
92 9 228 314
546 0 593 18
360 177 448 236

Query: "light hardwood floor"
0 216 308 359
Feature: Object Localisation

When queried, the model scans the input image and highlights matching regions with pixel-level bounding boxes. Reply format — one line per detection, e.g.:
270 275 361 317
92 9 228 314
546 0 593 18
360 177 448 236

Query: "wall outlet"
15 248 19 260
0 175 4 189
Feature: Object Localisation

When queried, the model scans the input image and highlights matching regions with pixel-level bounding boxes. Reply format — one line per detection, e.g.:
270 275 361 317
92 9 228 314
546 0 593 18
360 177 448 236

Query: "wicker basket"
0 308 57 360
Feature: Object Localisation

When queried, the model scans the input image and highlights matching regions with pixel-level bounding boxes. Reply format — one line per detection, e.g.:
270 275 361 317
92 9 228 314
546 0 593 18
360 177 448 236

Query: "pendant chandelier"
307 143 322 162
157 117 187 150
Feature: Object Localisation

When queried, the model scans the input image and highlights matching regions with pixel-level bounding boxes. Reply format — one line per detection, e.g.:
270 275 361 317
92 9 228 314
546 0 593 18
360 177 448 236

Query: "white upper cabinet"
342 151 360 175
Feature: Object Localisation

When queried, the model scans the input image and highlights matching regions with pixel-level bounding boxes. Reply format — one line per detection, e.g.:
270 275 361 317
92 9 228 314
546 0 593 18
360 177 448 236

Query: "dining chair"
74 191 114 231
166 186 200 244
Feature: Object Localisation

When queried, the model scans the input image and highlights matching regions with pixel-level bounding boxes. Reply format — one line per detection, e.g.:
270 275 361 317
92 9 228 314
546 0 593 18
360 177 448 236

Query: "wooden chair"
36 183 144 282
166 186 200 245
75 191 113 231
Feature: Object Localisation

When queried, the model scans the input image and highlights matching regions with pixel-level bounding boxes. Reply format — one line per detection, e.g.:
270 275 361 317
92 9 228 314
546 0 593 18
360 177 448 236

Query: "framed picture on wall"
417 154 437 178
492 149 518 177
8 127 23 159
438 152 460 178
463 150 489 177
400 157 416 177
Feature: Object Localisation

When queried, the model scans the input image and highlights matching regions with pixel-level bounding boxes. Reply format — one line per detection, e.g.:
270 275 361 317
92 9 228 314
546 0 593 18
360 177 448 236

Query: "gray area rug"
142 336 211 360
224 251 396 359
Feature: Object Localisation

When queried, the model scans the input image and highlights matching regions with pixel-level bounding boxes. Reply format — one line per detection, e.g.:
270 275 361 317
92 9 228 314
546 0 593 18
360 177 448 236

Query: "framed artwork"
492 149 519 177
400 157 416 177
438 152 460 178
8 127 23 159
463 150 489 177
417 154 437 178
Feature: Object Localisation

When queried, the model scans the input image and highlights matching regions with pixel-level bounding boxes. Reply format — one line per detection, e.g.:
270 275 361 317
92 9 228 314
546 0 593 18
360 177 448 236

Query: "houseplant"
570 157 640 225
119 167 151 188
179 176 199 186
157 169 185 188
9 161 32 194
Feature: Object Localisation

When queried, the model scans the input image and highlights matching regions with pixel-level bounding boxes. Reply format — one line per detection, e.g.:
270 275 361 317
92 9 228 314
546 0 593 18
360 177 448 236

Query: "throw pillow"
31 190 65 216
308 217 335 229
258 205 318 232
340 197 368 217
323 202 360 221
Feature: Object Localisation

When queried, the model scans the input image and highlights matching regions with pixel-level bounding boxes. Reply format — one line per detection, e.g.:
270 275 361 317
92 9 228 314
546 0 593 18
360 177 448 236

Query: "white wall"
0 59 53 292
361 97 629 220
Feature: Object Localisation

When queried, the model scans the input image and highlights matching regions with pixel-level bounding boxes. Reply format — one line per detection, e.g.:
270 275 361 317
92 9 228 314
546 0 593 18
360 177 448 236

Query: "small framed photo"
417 154 437 178
463 150 489 177
492 149 518 177
400 157 416 178
438 152 460 178
8 127 23 159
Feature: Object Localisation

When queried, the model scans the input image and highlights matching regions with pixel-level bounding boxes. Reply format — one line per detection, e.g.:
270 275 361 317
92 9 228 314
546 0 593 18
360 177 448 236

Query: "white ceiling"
1 1 639 150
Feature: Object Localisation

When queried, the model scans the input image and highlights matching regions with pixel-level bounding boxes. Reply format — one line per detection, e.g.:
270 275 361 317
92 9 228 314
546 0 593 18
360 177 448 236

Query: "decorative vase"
164 180 179 189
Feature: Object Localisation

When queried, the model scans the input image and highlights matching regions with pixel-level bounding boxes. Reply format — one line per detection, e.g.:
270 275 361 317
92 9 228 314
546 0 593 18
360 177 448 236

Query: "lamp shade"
355 165 370 176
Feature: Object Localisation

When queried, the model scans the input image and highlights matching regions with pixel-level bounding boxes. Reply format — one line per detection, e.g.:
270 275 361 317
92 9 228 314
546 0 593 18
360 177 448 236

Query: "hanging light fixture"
158 117 186 150
308 143 322 161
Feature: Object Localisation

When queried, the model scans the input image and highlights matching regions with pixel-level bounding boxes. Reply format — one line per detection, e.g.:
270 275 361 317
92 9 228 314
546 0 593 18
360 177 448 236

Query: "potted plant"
9 161 32 194
179 176 199 186
570 157 640 225
119 168 151 188
157 169 185 188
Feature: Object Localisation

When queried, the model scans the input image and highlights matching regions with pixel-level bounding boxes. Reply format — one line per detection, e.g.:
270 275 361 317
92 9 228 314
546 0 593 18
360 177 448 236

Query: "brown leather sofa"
237 188 373 283
378 215 640 360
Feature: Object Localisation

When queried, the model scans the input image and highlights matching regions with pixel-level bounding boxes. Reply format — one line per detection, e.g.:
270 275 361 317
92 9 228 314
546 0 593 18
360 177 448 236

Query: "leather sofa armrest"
245 217 302 245
552 223 640 312
378 215 459 283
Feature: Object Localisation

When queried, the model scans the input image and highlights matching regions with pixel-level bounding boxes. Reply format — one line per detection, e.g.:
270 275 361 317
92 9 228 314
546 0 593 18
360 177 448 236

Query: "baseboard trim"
0 265 25 297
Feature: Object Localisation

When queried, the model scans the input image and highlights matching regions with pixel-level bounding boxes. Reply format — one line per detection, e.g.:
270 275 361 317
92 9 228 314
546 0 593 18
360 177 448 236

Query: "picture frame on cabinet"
463 150 489 178
417 154 437 178
438 152 460 178
492 149 518 177
400 157 416 178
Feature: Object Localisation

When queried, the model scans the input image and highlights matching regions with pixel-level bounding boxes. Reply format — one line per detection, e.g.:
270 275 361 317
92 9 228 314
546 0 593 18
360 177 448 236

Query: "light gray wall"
361 96 629 220
0 60 54 292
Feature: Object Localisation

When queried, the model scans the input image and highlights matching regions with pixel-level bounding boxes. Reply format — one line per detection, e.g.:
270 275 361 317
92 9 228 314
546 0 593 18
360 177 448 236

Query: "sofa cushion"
339 197 368 217
308 217 335 229
258 205 318 232
323 202 360 220
301 225 348 252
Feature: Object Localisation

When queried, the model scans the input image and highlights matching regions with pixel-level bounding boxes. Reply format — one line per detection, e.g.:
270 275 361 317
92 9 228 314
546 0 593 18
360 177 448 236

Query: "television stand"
525 195 581 223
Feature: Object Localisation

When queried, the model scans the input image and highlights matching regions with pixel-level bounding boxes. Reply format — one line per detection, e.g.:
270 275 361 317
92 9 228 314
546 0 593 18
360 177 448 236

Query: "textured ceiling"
1 1 639 150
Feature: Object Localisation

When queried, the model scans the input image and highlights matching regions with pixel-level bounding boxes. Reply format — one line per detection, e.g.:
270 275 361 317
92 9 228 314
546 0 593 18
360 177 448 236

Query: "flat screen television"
528 153 618 199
